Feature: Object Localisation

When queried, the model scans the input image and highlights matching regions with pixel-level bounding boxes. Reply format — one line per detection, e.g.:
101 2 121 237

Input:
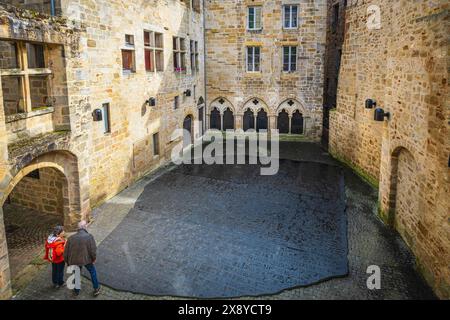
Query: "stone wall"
322 0 346 143
60 0 206 206
328 0 449 299
205 0 326 139
7 167 67 217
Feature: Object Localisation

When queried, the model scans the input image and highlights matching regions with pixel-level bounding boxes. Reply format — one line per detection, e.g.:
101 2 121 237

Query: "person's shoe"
93 287 101 297
72 290 80 296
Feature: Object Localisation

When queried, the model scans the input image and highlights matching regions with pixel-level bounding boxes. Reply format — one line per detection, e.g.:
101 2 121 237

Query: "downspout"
202 0 207 134
50 0 56 16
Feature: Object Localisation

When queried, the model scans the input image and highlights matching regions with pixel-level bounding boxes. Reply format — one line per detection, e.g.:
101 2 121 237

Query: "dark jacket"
64 229 97 266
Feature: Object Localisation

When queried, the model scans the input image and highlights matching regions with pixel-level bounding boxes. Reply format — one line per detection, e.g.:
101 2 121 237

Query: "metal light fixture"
365 99 377 109
146 97 156 107
374 108 390 121
92 109 102 121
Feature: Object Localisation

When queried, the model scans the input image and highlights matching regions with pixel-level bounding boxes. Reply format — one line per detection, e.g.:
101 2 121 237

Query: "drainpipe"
50 0 56 16
202 0 207 134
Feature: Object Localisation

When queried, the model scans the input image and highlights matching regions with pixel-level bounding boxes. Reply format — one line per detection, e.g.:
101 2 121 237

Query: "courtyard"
11 142 435 300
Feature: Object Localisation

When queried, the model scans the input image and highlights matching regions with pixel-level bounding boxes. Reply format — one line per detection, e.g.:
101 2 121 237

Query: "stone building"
0 0 448 301
205 0 326 138
0 0 205 299
327 0 449 299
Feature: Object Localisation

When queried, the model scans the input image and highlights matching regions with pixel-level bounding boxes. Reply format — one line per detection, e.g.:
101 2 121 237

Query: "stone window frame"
282 46 298 72
0 40 53 115
173 36 187 73
246 46 261 73
144 30 164 73
247 6 263 31
282 4 299 29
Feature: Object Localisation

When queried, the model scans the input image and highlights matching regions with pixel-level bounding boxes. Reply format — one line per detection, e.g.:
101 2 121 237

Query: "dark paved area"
95 160 348 298
13 142 437 300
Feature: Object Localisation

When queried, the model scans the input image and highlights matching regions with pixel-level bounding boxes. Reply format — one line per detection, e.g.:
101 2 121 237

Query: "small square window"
125 34 134 46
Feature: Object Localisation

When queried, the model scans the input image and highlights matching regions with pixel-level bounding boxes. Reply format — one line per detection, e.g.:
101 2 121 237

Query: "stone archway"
277 109 289 134
291 110 304 134
223 108 234 130
388 147 419 246
256 109 268 132
210 107 221 130
243 108 255 131
0 150 82 296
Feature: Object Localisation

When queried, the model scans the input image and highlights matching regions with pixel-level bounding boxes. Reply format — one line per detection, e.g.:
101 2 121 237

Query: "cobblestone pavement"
3 204 62 279
14 142 437 300
94 160 348 298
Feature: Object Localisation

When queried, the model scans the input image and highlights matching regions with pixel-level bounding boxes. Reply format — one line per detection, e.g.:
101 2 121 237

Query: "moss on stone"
330 151 379 189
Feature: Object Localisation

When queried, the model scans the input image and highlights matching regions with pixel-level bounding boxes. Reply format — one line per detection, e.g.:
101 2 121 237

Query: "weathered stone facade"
0 0 205 299
328 0 449 299
205 0 326 138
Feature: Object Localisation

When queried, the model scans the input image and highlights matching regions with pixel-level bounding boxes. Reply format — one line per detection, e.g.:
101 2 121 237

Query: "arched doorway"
243 108 255 131
277 109 289 134
210 107 221 130
183 115 193 148
2 167 69 280
223 108 234 130
389 148 419 245
291 110 304 134
256 109 268 132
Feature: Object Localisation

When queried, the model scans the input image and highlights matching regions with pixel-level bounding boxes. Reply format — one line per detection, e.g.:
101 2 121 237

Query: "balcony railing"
3 0 62 16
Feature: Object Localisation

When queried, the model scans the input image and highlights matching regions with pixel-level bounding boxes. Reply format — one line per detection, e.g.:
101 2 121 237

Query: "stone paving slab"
94 160 348 298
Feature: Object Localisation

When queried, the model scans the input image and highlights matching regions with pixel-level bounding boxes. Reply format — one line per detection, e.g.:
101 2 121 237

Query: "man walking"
64 220 101 297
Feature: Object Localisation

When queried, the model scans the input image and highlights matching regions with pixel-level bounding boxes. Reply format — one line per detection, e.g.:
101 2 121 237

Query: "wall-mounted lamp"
146 97 156 107
92 109 103 121
365 99 377 109
374 108 390 121
184 89 192 97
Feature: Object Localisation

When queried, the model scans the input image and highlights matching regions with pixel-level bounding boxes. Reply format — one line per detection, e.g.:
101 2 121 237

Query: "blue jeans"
74 264 99 293
51 262 65 286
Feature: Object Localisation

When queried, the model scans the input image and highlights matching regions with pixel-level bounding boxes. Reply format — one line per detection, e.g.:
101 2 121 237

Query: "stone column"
288 115 292 134
220 112 224 131
269 115 276 132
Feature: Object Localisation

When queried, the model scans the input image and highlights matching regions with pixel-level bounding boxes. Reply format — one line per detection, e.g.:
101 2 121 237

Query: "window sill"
5 106 54 123
245 71 262 76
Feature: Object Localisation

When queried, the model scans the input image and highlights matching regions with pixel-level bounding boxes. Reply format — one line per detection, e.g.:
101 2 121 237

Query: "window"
125 34 134 46
0 40 52 115
122 34 136 73
144 31 164 72
283 5 298 29
332 4 339 33
246 46 261 72
26 43 45 68
283 46 297 72
122 50 135 72
153 132 160 156
247 6 262 30
173 37 187 72
190 40 199 73
102 103 111 133
174 95 179 109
